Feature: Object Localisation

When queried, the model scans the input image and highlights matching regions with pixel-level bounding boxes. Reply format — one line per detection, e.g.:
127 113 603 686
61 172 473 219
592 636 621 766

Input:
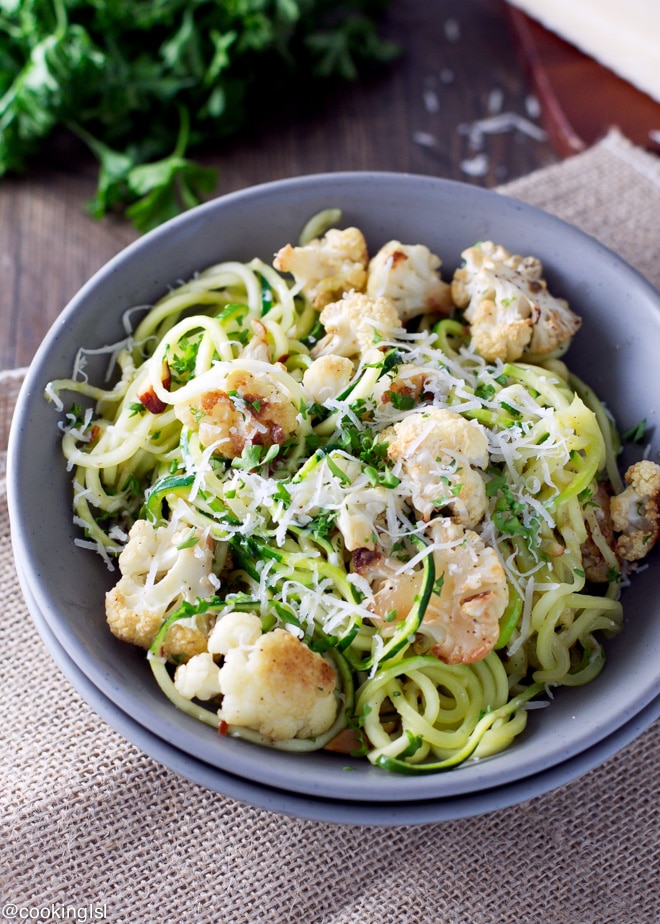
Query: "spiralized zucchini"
47 222 633 774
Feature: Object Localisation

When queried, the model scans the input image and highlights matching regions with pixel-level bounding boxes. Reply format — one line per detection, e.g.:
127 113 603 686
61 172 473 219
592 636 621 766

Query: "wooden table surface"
0 0 561 372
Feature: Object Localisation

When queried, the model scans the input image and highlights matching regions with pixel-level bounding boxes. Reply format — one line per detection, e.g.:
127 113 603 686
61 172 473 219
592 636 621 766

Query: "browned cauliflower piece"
273 226 368 310
240 319 271 362
162 624 210 664
372 362 429 407
358 520 508 664
383 407 489 526
207 612 338 741
174 366 299 459
425 519 508 664
580 482 618 582
311 292 401 359
610 460 660 561
366 240 453 322
105 519 215 657
452 241 581 362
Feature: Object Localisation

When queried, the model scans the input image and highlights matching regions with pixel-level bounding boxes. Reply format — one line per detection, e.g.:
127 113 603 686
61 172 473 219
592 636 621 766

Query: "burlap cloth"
1 129 659 923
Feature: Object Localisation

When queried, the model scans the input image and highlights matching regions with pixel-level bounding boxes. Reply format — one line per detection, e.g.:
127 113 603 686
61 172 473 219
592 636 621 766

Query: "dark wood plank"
0 0 558 370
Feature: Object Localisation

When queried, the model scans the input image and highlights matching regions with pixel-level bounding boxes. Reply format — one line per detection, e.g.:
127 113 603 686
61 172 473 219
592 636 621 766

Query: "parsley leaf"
0 0 398 231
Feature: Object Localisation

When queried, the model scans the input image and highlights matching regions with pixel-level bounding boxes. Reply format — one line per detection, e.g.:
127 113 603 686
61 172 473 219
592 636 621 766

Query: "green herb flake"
475 382 495 401
622 419 647 444
432 573 445 596
389 391 416 411
176 531 201 550
231 443 279 471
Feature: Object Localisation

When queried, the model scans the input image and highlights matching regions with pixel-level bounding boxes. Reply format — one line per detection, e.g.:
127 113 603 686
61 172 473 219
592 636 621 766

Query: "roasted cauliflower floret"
452 241 581 362
610 460 660 561
174 366 299 459
162 623 210 663
367 239 453 322
361 519 508 664
580 482 618 582
372 362 430 409
337 485 390 551
240 319 271 362
311 291 401 359
174 651 222 701
207 610 262 653
425 519 508 663
273 226 368 310
211 612 338 741
105 519 215 656
302 354 354 404
383 408 489 526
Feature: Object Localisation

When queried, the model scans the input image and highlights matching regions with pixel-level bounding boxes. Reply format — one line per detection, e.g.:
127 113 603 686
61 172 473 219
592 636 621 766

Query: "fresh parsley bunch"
0 0 397 231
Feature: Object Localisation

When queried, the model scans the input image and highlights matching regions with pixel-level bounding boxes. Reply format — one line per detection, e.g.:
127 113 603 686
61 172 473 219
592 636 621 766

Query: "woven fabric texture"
2 129 659 924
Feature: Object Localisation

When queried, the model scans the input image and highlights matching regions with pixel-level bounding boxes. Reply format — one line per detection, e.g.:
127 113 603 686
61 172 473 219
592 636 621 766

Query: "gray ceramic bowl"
8 173 660 807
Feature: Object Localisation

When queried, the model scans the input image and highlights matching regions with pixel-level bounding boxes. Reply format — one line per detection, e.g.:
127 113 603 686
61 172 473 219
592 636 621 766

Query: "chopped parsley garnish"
389 391 416 411
167 337 201 384
475 382 496 401
231 443 280 471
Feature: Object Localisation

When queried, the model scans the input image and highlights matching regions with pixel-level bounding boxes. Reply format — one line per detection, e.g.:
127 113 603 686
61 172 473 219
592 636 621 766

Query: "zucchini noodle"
47 219 647 775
